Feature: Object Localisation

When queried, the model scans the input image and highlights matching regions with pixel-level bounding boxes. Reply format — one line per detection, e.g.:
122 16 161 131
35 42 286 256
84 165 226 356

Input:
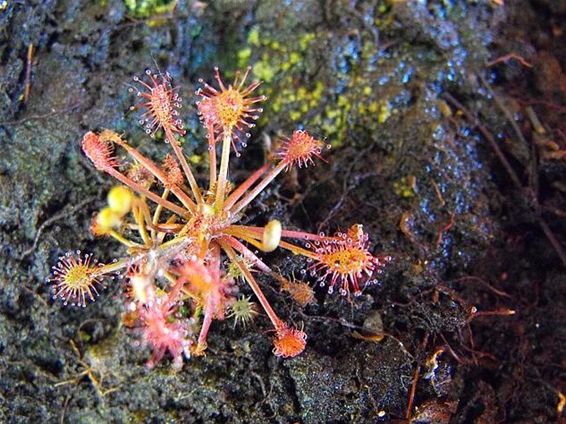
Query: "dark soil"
1 1 565 423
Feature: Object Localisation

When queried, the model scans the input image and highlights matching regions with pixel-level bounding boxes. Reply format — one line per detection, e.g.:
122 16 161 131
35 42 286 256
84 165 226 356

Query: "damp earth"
1 1 565 423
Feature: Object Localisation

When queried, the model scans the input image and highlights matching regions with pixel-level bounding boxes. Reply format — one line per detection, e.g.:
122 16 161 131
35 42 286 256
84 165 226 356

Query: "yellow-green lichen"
393 175 417 198
235 25 406 147
252 60 276 84
123 0 176 18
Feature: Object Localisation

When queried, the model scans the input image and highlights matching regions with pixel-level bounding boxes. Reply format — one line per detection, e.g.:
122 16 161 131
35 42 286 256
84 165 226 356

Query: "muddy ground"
0 1 565 423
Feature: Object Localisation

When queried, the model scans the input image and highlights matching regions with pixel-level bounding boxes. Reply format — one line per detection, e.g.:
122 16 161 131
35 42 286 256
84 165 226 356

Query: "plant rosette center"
188 203 231 240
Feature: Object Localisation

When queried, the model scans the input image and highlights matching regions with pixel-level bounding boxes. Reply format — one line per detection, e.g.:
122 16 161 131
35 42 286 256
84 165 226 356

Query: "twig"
435 213 455 248
406 333 429 419
0 102 83 126
19 196 95 259
251 371 267 398
539 219 566 267
449 276 512 298
23 43 34 103
439 334 466 365
59 394 71 424
22 283 49 307
406 364 420 420
542 205 566 219
479 74 537 190
486 53 532 68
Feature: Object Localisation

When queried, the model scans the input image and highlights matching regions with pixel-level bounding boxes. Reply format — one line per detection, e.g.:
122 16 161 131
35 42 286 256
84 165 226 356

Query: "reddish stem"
206 123 217 190
221 241 283 331
224 163 270 211
112 137 196 213
165 128 203 204
230 161 287 215
104 167 189 217
221 235 271 272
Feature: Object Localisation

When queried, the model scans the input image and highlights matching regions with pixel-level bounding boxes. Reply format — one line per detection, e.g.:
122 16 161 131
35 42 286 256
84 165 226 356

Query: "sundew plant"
49 66 390 368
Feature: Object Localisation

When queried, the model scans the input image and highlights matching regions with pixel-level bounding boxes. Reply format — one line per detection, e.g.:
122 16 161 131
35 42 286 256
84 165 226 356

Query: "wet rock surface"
1 1 565 423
